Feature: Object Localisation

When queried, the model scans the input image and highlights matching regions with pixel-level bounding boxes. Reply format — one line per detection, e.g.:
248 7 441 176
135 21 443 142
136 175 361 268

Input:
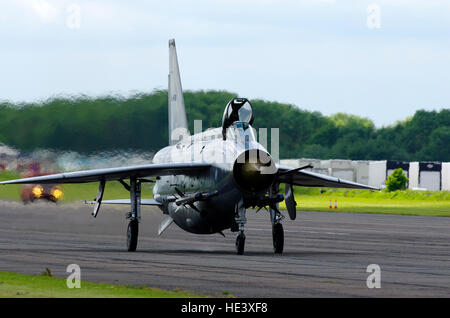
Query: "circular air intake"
233 149 277 193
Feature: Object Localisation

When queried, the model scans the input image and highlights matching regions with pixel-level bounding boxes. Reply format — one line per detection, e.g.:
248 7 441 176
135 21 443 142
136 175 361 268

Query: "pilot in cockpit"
222 98 255 141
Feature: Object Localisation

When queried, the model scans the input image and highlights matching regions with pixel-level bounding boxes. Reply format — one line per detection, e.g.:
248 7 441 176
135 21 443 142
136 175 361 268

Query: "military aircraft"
0 39 378 255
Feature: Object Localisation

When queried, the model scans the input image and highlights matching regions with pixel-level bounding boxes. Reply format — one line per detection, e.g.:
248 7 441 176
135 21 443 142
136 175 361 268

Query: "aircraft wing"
0 162 211 185
276 165 379 190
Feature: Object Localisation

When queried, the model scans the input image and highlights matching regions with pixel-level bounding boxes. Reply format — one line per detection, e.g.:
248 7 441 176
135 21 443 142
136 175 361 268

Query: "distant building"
409 162 442 191
442 163 450 191
280 158 449 191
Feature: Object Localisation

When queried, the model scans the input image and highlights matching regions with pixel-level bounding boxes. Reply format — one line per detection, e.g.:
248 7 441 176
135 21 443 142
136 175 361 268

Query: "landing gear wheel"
272 223 284 254
235 232 246 255
127 219 139 252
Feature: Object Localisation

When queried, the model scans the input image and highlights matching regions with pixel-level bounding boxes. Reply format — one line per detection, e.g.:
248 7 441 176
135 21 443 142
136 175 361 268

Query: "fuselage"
152 125 275 234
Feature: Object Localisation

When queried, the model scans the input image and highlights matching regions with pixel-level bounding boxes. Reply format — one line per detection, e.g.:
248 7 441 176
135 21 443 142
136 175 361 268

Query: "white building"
409 162 443 191
280 158 449 191
442 163 450 191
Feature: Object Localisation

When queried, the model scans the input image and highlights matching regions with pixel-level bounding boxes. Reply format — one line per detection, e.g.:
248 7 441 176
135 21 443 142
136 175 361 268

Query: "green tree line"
0 90 448 161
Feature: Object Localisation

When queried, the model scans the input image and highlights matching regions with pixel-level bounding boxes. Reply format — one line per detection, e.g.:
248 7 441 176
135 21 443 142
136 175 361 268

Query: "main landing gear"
233 199 247 255
269 183 284 254
272 222 284 254
270 201 284 254
127 219 139 251
126 177 141 252
235 232 246 255
232 197 285 255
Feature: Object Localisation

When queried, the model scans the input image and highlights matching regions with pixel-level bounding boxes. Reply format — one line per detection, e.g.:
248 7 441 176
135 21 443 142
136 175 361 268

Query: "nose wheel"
272 223 284 254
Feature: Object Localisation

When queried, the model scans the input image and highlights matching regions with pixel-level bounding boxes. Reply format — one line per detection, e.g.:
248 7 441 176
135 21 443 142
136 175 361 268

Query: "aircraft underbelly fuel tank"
168 188 241 234
153 163 243 234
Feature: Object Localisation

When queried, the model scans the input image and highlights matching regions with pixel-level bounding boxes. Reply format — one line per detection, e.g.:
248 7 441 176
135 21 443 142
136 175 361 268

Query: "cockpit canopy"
222 98 254 140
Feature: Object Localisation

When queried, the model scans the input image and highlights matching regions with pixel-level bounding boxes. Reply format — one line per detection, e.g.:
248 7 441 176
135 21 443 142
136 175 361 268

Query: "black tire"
272 223 284 254
127 219 139 252
235 232 245 255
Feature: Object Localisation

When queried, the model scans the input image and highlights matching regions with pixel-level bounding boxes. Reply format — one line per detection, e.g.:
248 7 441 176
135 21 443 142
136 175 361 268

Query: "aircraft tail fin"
168 39 190 145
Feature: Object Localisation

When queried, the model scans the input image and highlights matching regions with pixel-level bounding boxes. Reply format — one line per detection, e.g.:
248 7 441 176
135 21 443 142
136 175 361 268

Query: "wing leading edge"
0 161 376 190
276 165 379 190
0 162 211 185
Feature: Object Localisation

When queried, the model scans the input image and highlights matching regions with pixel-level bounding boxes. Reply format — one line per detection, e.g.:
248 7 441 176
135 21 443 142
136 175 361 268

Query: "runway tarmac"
0 200 449 297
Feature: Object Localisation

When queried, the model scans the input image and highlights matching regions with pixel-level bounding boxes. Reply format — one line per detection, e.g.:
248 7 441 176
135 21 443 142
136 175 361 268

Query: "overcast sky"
0 0 449 127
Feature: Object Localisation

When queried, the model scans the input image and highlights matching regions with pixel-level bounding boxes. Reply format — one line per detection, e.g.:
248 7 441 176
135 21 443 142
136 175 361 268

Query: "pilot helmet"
222 98 254 130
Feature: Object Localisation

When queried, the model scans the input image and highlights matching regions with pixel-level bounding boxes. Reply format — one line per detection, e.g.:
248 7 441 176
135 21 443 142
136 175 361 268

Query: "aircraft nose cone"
233 149 277 193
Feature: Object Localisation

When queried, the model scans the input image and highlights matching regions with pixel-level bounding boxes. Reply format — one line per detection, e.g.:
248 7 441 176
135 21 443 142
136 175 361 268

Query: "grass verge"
279 187 450 217
0 271 206 298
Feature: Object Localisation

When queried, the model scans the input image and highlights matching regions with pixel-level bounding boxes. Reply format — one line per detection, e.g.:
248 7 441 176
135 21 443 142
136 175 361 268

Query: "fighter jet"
0 39 378 255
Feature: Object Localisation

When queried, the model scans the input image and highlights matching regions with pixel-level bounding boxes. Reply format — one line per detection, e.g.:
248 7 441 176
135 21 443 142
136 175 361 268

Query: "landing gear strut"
126 177 141 252
234 199 247 255
269 183 284 254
